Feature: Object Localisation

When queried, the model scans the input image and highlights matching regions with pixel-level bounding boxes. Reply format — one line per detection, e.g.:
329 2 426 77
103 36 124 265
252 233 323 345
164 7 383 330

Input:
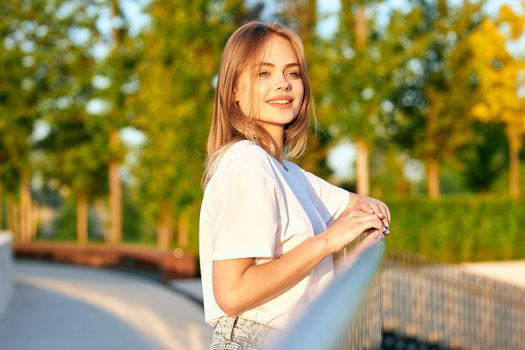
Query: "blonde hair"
203 21 312 186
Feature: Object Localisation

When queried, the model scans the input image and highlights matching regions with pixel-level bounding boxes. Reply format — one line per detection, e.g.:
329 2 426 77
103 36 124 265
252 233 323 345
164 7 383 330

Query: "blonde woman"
199 21 391 350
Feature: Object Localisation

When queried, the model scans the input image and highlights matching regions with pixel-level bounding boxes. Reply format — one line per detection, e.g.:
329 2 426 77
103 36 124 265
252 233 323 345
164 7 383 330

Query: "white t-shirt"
199 140 349 330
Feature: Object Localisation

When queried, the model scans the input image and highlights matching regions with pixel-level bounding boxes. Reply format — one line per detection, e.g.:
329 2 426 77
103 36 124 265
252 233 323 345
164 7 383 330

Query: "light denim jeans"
209 316 281 350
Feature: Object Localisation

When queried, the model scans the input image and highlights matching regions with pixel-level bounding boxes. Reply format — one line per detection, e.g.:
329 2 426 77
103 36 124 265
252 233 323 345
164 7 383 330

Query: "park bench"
13 241 197 281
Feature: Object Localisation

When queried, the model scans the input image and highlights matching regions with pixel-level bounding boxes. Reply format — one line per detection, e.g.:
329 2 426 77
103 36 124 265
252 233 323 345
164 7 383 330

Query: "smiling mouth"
266 96 294 107
268 100 292 105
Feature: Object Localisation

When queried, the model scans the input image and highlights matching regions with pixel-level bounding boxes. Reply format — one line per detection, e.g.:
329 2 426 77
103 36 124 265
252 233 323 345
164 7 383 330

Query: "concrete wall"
0 232 13 320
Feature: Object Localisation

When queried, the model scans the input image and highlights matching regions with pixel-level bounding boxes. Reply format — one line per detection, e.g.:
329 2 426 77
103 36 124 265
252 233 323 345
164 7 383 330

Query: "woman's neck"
259 122 284 155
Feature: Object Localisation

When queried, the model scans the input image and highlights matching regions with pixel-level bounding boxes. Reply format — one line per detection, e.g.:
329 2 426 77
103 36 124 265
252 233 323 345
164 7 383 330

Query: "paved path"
2 258 523 350
0 261 213 350
462 260 525 288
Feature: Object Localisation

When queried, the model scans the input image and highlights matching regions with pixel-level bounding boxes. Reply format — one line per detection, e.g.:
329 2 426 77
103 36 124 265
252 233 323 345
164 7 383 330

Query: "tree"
94 0 141 244
35 1 107 244
457 122 508 192
0 0 84 240
384 0 483 198
326 0 389 195
133 0 260 249
469 6 525 198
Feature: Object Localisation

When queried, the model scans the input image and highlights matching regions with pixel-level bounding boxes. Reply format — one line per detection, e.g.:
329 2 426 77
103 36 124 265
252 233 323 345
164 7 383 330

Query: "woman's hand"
351 195 391 235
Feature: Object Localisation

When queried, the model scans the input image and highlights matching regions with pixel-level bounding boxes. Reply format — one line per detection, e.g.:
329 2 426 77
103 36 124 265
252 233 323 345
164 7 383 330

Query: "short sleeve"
301 169 349 221
211 156 280 260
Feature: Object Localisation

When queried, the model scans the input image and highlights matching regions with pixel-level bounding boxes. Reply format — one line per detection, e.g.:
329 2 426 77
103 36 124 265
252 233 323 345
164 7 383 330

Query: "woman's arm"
298 168 390 230
213 208 385 315
213 234 329 315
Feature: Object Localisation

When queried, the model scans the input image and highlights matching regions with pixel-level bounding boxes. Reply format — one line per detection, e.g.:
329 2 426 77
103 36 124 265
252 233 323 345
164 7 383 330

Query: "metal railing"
269 233 385 350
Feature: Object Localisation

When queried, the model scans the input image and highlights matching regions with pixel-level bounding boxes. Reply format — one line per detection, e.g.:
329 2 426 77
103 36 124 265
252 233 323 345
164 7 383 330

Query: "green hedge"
385 195 525 262
36 194 524 263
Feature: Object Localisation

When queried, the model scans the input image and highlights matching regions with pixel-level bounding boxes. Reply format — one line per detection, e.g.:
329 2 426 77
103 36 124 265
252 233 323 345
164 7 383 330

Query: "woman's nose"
275 74 291 91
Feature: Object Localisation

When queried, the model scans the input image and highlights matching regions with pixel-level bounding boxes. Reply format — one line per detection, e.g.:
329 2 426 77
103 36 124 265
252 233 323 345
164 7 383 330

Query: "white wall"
0 232 13 320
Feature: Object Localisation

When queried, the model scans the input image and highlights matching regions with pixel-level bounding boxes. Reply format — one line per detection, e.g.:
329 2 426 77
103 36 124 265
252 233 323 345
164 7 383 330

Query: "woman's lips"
266 96 293 109
267 100 293 109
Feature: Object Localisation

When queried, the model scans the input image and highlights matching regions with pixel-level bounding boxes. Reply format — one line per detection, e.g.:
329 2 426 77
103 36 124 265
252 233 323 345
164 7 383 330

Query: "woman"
199 21 391 350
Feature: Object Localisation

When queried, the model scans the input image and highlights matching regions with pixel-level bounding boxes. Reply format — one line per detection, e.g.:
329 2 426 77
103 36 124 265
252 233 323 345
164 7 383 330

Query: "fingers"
356 215 385 235
378 202 391 227
337 211 383 230
359 202 386 222
370 202 388 227
376 203 390 231
356 199 391 233
330 211 387 251
342 208 374 218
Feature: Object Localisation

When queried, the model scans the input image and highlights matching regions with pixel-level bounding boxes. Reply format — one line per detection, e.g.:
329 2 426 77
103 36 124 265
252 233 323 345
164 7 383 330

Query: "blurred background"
0 0 524 349
1 0 524 261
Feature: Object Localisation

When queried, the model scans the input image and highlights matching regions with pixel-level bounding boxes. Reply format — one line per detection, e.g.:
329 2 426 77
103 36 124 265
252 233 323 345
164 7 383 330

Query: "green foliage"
44 198 104 242
326 0 387 141
121 191 156 245
2 0 525 254
132 0 262 230
0 0 60 189
37 119 109 197
383 0 483 163
457 122 508 192
386 195 525 262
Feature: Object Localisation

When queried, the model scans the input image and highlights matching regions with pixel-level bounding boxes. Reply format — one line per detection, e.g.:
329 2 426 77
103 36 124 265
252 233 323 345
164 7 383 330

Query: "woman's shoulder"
215 140 275 177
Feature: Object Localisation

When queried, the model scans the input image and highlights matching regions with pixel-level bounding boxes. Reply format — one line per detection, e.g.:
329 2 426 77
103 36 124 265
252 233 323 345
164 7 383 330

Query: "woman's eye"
258 71 270 77
287 71 301 79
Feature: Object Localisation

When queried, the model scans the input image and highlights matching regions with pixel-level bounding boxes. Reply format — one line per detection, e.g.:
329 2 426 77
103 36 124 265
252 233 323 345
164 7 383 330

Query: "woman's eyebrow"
256 62 300 68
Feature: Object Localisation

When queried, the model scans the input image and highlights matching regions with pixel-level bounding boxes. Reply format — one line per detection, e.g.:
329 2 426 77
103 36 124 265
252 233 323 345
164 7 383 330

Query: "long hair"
202 21 313 186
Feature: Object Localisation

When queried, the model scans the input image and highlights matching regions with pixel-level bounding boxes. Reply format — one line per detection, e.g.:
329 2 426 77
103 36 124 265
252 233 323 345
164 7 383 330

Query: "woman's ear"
233 86 239 102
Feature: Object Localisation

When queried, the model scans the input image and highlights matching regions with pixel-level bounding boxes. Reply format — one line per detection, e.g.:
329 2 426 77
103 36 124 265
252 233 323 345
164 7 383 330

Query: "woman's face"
235 35 304 139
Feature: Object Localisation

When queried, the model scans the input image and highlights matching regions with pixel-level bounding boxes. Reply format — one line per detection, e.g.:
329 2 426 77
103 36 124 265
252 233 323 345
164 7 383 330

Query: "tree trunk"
355 138 370 196
31 203 39 240
6 194 19 239
109 160 122 243
355 6 368 51
426 158 441 199
177 214 189 249
109 129 122 244
509 146 520 199
107 2 123 244
157 206 173 250
19 174 32 242
507 128 521 199
77 193 89 244
354 7 370 197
